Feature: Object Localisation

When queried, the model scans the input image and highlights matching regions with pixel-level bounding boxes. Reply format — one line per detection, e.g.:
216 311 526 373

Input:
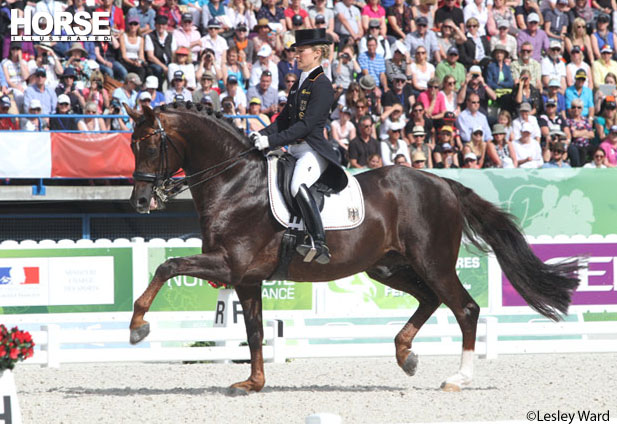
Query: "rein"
132 116 256 202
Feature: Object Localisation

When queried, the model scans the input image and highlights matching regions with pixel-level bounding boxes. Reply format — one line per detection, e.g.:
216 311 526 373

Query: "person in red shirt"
96 0 125 33
158 0 182 31
0 96 18 130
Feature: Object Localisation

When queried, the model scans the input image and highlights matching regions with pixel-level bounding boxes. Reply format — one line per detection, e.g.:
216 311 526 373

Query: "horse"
124 101 581 394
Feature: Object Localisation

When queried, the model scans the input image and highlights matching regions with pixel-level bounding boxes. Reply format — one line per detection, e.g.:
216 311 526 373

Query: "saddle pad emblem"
267 154 365 231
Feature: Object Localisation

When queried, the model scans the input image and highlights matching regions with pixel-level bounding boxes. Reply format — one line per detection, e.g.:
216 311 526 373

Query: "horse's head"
126 104 183 214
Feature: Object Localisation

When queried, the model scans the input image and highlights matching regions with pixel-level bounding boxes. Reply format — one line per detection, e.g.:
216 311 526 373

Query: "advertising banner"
502 243 617 307
0 248 132 314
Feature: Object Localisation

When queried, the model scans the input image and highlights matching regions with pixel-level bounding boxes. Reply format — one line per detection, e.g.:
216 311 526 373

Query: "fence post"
267 319 285 364
41 324 61 368
480 317 498 360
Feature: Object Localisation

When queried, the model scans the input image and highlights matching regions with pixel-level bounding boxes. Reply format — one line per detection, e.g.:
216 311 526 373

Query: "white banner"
0 132 51 177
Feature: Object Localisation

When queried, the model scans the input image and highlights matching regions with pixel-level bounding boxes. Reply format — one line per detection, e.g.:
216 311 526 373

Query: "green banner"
325 244 488 309
148 247 313 311
0 248 133 314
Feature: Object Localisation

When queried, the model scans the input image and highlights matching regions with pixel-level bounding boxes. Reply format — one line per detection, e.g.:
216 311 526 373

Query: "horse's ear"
123 103 141 122
142 104 156 123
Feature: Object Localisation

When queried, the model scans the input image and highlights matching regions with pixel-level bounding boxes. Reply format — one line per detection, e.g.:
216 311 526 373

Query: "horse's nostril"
138 197 148 206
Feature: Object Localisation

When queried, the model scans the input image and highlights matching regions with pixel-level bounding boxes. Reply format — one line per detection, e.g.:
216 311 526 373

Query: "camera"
341 53 350 59
96 81 103 90
472 74 479 79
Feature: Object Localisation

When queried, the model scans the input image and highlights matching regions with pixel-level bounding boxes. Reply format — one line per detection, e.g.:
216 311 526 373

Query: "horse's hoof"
227 385 252 397
129 323 150 345
402 351 418 376
441 382 462 392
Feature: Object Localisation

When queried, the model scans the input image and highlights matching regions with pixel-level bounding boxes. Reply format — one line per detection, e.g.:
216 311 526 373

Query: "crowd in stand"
1 0 617 169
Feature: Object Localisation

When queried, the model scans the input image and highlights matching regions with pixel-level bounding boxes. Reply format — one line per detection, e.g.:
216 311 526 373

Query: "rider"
249 28 348 265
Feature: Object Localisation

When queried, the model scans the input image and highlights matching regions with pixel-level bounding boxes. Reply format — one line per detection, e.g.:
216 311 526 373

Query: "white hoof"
441 371 472 391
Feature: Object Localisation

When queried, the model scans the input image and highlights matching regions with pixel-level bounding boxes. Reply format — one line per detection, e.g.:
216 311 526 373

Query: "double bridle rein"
131 117 255 202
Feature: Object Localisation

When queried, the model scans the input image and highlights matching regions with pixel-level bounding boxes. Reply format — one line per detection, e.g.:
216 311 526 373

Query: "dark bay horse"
124 101 580 394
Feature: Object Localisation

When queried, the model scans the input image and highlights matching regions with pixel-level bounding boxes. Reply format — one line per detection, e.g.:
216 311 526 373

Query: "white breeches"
288 143 329 197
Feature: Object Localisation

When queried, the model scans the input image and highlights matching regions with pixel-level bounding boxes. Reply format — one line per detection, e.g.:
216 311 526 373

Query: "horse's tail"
444 178 581 321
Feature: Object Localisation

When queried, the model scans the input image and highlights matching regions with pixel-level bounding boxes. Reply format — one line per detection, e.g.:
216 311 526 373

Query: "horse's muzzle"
130 184 156 214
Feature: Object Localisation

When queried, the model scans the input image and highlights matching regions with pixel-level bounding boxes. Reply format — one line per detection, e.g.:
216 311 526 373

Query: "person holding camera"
84 71 110 113
332 46 360 91
31 44 62 90
55 68 86 114
195 48 221 87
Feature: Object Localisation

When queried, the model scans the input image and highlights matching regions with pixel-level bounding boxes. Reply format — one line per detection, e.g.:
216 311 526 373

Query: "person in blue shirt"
127 0 156 35
542 79 566 117
542 141 571 168
565 68 594 118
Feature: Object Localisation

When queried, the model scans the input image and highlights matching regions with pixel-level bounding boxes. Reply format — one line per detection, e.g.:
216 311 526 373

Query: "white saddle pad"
266 154 365 231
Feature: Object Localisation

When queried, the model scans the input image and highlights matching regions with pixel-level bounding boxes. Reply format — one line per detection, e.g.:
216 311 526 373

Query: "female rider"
249 28 347 265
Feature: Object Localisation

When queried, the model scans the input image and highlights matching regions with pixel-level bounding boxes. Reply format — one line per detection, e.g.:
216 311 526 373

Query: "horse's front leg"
228 283 265 395
129 252 229 344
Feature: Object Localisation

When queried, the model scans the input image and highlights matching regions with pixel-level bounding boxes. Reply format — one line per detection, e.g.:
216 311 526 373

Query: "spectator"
510 69 542 115
97 0 125 33
584 145 608 168
594 73 617 115
250 44 279 89
463 0 489 37
127 0 156 36
196 48 222 85
565 19 593 66
192 71 220 111
568 0 593 33
488 0 517 37
435 0 464 32
271 95 287 122
458 18 490 69
566 98 595 167
168 47 196 90
514 122 543 168
141 76 165 108
435 19 459 59
252 19 280 54
410 46 435 95
285 0 310 30
542 141 571 168
418 77 445 120
440 75 459 115
80 101 109 131
24 67 57 114
381 72 414 116
49 94 78 131
413 0 437 31
165 70 192 103
404 17 440 64
513 102 541 141
309 2 338 44
456 93 491 143
228 24 256 68
331 106 356 164
336 81 366 120
458 66 496 115
332 46 360 91
543 0 569 43
30 44 62 90
173 13 201 63
21 99 48 131
381 120 410 165
107 99 129 131
201 20 228 66
486 44 514 92
349 115 380 168
145 15 175 85
490 20 518 61
137 90 153 111
485 123 517 168
359 75 382 120
511 42 542 87
565 68 594 118
112 72 141 118
463 126 487 167
221 47 249 90
256 0 285 33
95 37 126 82
433 139 459 168
393 153 411 167
361 0 386 38
364 153 381 168
409 125 433 168
410 151 427 169
379 102 406 140
359 20 391 60
0 95 18 130
220 75 247 114
541 41 566 93
385 42 412 89
358 36 387 91
247 70 278 116
600 127 617 167
462 152 480 168
592 45 617 90
120 17 147 84
246 97 271 131
55 68 85 114
159 0 182 31
282 72 298 96
334 0 363 48
517 13 549 63
591 13 616 62
539 97 569 142
566 45 593 90
515 0 543 32
435 46 465 91
277 45 296 92
2 42 28 101
387 0 414 40
594 96 617 143
405 102 433 145
497 109 516 142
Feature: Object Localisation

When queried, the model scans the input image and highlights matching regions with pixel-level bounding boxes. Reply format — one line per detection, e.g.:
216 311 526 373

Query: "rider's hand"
250 131 269 150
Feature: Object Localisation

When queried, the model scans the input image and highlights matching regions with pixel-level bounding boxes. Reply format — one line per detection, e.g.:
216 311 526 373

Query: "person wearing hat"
49 93 79 131
516 12 549 62
309 2 339 45
172 12 201 63
486 44 514 91
0 96 18 130
404 16 441 64
2 42 28 97
410 151 427 169
31 43 62 90
140 75 165 108
592 45 617 90
565 68 594 118
168 46 197 90
284 0 310 31
540 40 566 92
539 98 566 153
382 71 413 115
435 45 466 91
246 97 272 132
458 65 497 114
359 19 391 61
127 0 156 36
485 123 516 168
249 43 280 89
271 94 288 122
64 43 91 77
409 125 432 168
221 74 248 114
462 152 480 169
333 0 363 48
565 43 593 90
201 18 228 65
512 101 541 141
164 69 191 103
591 13 617 61
541 87 566 130
543 0 569 43
20 99 49 131
228 23 255 69
155 0 182 30
513 0 543 31
489 18 518 60
381 119 411 165
54 67 86 114
192 71 220 112
542 141 571 168
513 121 543 168
384 41 412 87
23 67 58 115
594 96 617 142
119 17 148 84
112 73 142 126
144 15 174 82
434 140 459 168
250 28 347 265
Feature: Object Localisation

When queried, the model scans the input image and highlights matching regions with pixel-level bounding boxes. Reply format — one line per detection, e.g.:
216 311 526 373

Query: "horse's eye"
146 146 158 156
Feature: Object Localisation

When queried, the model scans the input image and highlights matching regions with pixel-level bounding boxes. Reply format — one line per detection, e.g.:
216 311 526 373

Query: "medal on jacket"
299 99 307 119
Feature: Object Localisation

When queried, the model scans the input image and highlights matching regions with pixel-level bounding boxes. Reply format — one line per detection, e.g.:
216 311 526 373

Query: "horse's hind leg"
367 265 440 377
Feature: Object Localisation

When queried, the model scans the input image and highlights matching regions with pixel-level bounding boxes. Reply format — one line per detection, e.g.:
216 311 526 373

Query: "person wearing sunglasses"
380 120 410 165
514 122 543 168
349 115 380 168
541 141 571 168
457 17 490 69
592 45 617 91
404 16 441 65
511 41 542 88
566 98 594 166
120 16 147 83
565 68 594 118
584 146 608 168
516 12 549 63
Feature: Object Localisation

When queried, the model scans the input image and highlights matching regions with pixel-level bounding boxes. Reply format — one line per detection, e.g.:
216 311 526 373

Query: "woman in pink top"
418 77 446 120
600 125 617 166
361 0 386 37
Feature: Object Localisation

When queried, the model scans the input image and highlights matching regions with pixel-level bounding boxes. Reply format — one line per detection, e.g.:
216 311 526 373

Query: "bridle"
131 116 255 202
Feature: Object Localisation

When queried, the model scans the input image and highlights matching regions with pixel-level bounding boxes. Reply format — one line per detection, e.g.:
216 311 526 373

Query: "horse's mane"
149 100 251 149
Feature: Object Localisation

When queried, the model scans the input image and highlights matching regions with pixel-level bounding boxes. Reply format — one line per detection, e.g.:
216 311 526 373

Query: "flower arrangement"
0 325 35 371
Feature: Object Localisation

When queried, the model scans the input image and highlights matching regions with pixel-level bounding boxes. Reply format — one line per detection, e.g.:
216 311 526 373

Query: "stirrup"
296 235 318 262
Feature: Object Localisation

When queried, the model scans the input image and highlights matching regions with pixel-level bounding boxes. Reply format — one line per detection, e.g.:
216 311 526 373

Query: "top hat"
291 28 331 48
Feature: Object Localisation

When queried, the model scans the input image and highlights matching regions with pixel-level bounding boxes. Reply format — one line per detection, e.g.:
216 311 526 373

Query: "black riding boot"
295 184 331 264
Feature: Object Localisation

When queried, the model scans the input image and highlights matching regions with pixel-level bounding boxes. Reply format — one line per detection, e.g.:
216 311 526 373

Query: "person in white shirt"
514 122 544 168
201 19 229 66
541 40 567 93
512 102 541 142
249 44 279 89
381 120 411 165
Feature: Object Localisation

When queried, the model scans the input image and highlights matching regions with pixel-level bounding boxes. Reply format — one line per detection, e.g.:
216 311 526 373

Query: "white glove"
249 131 270 151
